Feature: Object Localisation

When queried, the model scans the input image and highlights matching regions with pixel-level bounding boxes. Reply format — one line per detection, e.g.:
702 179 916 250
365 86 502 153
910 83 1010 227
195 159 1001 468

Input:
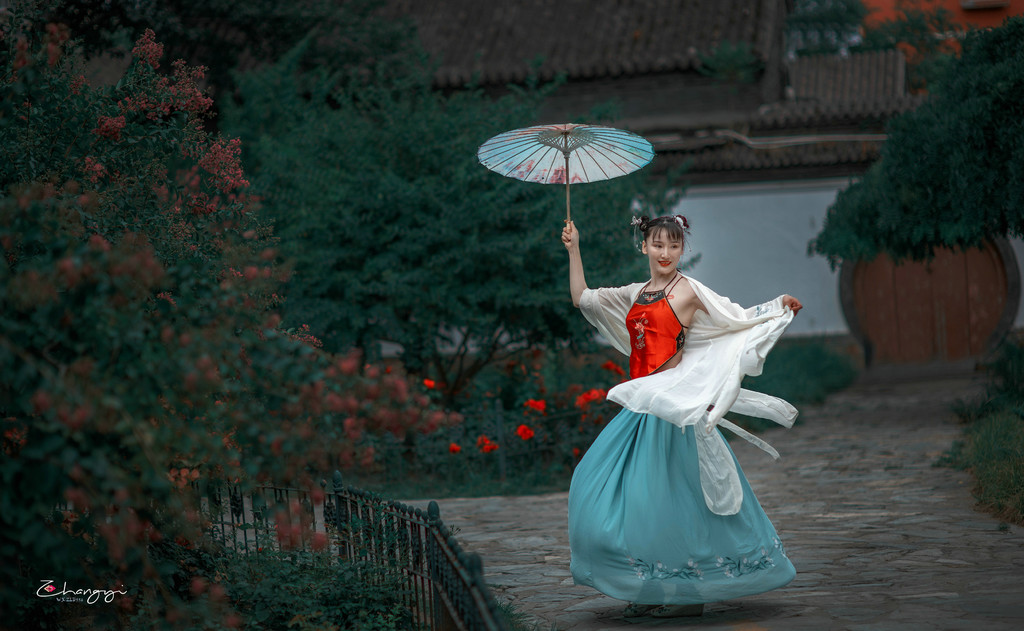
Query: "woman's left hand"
783 295 803 315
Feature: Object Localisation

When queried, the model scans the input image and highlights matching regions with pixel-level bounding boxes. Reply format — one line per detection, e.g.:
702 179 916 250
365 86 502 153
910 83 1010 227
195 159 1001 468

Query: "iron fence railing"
199 472 506 631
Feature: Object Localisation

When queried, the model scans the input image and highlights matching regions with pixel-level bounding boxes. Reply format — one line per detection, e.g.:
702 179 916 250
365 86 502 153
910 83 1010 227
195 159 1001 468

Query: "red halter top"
626 275 688 379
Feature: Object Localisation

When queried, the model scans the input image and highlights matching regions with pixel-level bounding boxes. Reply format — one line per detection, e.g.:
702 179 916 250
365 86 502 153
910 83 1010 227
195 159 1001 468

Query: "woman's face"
642 227 683 274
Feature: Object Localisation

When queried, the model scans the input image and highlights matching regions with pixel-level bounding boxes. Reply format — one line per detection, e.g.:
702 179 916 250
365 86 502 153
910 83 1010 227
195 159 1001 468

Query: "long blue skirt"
568 408 795 605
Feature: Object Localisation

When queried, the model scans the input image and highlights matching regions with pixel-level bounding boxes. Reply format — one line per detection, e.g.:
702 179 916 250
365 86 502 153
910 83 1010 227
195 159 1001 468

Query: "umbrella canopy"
477 123 655 221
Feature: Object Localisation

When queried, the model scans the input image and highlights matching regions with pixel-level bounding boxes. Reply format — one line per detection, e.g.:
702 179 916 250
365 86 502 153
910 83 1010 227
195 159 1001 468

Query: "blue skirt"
568 408 795 605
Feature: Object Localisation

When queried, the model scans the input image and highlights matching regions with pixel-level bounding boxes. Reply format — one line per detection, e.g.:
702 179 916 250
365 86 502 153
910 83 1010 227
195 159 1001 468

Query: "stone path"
410 365 1024 630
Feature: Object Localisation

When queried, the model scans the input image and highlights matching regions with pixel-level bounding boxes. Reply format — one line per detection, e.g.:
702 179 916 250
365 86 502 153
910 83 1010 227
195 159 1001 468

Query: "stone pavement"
410 365 1024 630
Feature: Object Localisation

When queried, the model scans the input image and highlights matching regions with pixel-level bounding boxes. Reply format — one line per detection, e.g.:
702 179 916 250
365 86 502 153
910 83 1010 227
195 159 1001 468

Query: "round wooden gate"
840 239 1020 364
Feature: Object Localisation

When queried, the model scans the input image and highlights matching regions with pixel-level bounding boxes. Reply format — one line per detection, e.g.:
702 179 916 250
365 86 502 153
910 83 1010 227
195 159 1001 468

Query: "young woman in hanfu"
561 214 802 618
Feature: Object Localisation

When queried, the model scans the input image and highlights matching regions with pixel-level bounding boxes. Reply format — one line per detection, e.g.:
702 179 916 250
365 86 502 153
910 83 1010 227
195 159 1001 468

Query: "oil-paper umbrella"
477 123 655 222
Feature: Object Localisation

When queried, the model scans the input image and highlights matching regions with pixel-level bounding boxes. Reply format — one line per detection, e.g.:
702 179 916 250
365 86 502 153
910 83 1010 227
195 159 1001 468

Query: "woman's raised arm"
562 220 588 308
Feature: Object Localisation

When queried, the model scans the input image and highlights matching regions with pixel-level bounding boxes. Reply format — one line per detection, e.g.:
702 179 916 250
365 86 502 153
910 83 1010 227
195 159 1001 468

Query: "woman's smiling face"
642 227 683 274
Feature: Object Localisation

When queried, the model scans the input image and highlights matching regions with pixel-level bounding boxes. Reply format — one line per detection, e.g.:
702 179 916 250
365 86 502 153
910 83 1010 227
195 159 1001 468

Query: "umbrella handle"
564 151 571 223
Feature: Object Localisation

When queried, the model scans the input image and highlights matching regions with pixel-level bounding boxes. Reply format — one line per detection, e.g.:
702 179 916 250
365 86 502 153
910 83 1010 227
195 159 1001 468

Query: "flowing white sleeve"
578 283 644 357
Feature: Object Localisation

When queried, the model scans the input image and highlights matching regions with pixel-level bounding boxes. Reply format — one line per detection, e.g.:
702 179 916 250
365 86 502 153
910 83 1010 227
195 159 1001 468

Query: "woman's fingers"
562 221 577 247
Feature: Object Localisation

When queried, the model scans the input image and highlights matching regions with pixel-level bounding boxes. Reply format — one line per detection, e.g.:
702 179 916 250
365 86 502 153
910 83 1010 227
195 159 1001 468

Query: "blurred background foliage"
220 39 651 407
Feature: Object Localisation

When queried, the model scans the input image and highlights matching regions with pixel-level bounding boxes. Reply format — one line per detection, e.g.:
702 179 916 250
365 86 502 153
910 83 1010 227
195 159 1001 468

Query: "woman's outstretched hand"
562 220 579 250
783 295 803 315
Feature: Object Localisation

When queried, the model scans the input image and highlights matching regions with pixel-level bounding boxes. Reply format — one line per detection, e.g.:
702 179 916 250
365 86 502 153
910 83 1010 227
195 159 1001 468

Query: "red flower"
449 442 461 454
423 379 436 389
476 435 499 453
601 360 625 377
573 447 581 458
94 115 126 141
574 388 607 409
516 424 535 440
523 399 546 414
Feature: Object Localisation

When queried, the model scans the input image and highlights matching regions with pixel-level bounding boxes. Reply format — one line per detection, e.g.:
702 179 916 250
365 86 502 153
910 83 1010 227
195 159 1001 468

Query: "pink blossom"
70 74 87 95
198 138 249 192
94 115 126 141
132 29 163 69
83 157 106 183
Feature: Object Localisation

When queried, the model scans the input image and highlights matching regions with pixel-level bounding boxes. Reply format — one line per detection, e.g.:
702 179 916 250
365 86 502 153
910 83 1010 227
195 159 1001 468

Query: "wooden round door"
841 239 1020 364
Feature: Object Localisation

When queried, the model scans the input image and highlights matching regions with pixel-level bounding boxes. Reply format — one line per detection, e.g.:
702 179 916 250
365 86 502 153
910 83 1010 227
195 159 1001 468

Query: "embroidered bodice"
626 276 687 379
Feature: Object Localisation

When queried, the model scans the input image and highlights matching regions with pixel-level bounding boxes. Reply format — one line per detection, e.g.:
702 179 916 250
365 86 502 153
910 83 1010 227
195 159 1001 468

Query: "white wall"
674 178 852 336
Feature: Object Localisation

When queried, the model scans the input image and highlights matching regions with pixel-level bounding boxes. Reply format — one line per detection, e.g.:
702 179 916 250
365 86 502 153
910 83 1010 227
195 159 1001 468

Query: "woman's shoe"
622 603 658 617
650 603 704 618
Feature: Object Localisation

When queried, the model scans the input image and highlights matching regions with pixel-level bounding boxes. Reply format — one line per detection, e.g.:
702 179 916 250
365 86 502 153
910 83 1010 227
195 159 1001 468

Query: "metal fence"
200 471 507 631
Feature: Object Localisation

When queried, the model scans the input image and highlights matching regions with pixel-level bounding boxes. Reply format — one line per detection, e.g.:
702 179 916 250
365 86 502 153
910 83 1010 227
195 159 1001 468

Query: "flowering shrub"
344 347 626 497
0 19 437 629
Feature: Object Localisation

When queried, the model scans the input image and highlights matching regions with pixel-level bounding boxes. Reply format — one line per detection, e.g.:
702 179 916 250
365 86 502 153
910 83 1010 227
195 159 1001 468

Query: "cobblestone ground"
410 366 1024 630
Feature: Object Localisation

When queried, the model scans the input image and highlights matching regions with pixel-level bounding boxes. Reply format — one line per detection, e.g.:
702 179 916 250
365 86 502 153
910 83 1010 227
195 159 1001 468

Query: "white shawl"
578 275 798 515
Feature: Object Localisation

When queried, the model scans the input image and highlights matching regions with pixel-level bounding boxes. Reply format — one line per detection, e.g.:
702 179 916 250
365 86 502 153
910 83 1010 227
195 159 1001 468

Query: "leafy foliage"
0 14 437 629
128 536 414 631
944 339 1024 526
811 17 1024 266
37 0 417 99
221 42 651 405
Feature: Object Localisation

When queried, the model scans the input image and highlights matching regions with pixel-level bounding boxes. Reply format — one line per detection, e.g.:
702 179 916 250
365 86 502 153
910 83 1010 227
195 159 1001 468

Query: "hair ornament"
630 215 651 252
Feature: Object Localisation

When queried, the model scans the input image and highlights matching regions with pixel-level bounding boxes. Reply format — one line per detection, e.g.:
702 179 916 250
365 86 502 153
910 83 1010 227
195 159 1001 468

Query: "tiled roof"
788 49 907 103
657 137 888 177
652 49 925 181
384 0 785 88
750 94 926 130
751 49 922 129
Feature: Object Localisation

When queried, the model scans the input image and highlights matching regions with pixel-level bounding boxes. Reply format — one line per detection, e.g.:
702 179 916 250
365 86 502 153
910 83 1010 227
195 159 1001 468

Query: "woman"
562 215 801 618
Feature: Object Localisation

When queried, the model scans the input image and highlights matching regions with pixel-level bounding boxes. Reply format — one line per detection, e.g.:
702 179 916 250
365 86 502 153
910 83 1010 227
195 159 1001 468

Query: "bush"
0 16 437 629
943 339 1024 526
348 348 628 498
125 535 413 631
942 410 1024 526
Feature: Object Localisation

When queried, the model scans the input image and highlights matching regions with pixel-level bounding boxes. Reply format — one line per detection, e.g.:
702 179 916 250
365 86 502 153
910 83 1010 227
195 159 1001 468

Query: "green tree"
38 0 417 100
222 44 653 406
810 17 1024 266
0 15 434 628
